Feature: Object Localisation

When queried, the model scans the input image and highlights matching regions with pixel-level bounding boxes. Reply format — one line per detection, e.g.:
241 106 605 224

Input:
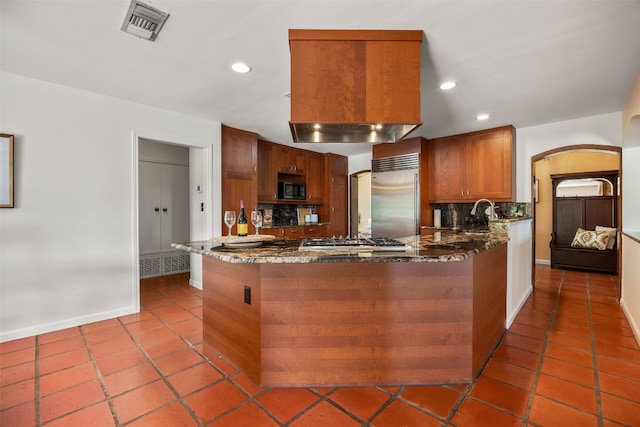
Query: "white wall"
622 147 640 231
0 72 220 342
515 112 622 202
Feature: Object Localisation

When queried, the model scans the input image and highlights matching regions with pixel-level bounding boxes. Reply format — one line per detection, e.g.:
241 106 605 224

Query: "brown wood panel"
305 151 324 203
221 171 257 233
259 261 474 386
203 258 261 382
289 30 421 124
201 246 507 387
289 29 424 42
221 125 257 174
585 197 615 229
554 198 584 244
466 127 514 201
290 39 361 123
365 40 421 122
472 244 507 374
372 137 424 159
257 140 277 202
428 135 467 201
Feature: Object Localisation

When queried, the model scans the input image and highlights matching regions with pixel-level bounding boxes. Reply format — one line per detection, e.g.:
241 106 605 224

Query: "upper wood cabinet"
274 144 306 175
289 29 422 142
221 125 257 174
257 140 278 202
320 154 348 237
305 151 324 203
428 126 515 203
221 125 258 232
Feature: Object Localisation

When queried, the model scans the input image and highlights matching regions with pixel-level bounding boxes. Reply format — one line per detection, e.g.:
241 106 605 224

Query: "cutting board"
297 208 312 225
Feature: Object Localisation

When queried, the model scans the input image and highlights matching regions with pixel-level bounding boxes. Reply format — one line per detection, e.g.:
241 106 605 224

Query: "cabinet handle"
466 189 470 197
163 208 168 212
154 207 160 212
460 189 464 197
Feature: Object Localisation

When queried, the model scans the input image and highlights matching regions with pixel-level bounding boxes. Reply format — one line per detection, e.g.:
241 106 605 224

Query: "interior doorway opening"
350 170 371 237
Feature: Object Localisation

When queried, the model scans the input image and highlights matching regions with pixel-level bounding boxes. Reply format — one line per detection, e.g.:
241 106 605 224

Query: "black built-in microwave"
278 182 306 200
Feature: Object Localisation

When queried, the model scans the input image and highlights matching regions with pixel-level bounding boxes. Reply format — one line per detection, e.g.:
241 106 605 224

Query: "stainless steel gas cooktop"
299 237 412 252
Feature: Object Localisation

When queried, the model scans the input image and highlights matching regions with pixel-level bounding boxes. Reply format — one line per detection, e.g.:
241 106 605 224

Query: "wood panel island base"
191 237 507 387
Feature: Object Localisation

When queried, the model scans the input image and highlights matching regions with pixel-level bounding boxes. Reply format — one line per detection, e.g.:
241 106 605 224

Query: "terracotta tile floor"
2 265 639 426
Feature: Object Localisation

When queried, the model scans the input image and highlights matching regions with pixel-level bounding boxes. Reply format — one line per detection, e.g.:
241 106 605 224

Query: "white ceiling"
2 0 639 156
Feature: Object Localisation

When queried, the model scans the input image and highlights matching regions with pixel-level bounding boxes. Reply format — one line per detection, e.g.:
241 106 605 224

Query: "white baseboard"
536 259 550 265
0 306 138 343
620 298 640 347
189 278 203 290
507 285 533 329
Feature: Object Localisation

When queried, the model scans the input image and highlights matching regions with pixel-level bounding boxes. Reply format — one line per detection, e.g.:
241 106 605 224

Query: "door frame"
530 144 621 295
131 130 214 310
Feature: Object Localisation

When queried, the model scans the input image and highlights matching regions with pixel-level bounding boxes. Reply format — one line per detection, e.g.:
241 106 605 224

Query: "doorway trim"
530 144 622 293
350 169 371 237
131 129 214 310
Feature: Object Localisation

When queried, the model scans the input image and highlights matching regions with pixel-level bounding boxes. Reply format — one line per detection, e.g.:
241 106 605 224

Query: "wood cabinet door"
221 171 257 234
466 127 514 201
260 227 284 238
257 141 278 202
328 183 348 237
305 151 324 203
303 225 327 237
221 125 257 174
428 135 466 202
274 144 305 175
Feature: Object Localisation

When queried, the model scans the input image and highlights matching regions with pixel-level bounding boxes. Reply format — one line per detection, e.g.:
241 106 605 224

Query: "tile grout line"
520 266 564 426
34 335 41 427
78 324 121 426
122 292 207 427
585 272 604 427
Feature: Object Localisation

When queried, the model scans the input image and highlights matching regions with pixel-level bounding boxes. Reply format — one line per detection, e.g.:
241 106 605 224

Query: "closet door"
139 162 163 253
162 164 190 249
139 162 189 253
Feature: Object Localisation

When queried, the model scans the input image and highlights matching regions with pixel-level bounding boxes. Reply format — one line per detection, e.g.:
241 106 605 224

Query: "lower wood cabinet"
260 225 327 239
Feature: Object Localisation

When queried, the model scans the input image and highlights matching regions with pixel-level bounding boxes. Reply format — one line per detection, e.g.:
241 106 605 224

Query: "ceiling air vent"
121 0 169 41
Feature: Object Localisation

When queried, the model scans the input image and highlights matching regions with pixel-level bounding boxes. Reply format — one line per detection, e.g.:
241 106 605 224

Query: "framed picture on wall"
1 133 14 208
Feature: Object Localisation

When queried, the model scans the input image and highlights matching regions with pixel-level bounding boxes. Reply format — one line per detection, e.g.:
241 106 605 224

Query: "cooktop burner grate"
299 237 411 251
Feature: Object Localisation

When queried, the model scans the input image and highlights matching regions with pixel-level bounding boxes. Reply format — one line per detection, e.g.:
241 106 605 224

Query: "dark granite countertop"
171 231 508 264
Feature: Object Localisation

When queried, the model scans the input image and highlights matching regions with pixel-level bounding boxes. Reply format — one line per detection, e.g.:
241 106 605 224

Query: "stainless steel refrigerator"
371 154 420 238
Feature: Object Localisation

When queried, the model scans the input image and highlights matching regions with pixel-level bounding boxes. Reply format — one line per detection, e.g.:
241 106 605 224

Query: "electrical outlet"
244 285 251 305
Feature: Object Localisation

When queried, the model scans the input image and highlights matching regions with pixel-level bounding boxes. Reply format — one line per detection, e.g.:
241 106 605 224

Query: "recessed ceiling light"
476 114 490 121
439 81 457 90
231 63 251 73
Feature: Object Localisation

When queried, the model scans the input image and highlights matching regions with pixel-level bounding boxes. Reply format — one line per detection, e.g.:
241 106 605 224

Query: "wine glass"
224 211 236 237
251 210 262 235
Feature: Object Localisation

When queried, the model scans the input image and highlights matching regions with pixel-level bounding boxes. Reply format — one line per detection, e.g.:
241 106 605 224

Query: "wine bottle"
237 200 248 236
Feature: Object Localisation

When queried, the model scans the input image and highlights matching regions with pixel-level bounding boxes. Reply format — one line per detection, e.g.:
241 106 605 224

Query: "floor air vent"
140 251 189 278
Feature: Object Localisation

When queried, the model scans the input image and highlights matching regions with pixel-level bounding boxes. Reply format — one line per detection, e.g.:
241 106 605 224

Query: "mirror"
556 178 614 197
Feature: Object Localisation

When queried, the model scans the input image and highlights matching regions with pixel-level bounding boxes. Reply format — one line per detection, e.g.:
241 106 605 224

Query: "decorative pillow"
571 228 610 250
595 225 617 250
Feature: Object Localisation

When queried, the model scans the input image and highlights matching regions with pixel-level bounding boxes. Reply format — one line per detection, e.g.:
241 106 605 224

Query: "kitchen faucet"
470 198 497 220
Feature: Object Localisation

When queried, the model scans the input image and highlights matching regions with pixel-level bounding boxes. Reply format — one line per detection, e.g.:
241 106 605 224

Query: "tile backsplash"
433 202 531 229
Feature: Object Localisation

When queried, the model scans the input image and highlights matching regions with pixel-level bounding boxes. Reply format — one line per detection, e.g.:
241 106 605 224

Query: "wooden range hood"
289 29 423 143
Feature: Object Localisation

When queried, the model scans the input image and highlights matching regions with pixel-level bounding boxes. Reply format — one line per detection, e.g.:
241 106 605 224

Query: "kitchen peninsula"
173 232 508 387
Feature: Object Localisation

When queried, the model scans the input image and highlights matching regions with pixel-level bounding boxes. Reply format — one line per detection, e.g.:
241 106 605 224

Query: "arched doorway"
530 145 621 293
